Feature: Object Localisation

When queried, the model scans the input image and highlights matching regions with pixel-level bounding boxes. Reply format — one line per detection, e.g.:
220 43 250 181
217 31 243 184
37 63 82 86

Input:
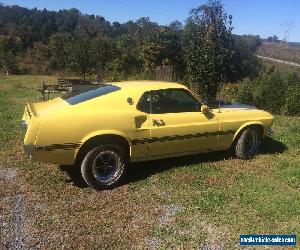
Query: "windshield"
63 84 120 105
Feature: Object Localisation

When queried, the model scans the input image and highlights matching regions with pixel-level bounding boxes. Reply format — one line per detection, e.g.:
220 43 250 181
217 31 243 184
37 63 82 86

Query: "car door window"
151 89 199 114
136 88 199 114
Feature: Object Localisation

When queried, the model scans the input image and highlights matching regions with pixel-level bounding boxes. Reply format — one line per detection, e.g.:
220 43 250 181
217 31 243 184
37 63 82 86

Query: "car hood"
220 103 256 110
207 100 256 110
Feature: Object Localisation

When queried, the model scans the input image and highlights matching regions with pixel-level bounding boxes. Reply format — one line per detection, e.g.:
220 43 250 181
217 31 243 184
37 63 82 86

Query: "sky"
2 0 300 42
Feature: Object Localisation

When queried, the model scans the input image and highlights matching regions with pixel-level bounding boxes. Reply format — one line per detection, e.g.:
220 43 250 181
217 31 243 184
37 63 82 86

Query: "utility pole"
281 21 295 47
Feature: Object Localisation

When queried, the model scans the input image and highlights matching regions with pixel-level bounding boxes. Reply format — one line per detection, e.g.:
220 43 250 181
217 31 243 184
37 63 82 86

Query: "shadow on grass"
59 136 287 188
260 136 287 154
59 164 89 188
125 150 230 186
58 151 230 189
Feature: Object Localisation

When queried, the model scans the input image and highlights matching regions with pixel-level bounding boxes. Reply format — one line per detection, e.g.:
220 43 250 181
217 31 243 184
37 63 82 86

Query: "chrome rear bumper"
21 120 28 130
267 128 274 136
23 144 36 160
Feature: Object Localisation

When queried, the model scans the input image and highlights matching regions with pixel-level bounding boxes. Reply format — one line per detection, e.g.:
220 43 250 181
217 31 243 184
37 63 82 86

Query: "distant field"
257 41 300 74
258 41 300 64
0 75 300 249
259 59 300 75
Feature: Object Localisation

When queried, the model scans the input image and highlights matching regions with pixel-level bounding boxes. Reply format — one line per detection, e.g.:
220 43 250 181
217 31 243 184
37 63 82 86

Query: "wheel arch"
232 121 264 146
75 132 131 165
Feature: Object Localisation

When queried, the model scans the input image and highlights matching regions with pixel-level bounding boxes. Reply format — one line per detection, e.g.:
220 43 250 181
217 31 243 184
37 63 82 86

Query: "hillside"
0 3 261 86
257 41 300 64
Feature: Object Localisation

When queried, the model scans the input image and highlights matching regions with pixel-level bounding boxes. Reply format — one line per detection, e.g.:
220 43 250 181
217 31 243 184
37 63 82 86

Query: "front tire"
81 144 127 190
235 127 261 159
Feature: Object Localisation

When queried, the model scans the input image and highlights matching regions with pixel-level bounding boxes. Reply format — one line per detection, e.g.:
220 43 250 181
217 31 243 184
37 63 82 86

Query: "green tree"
135 17 159 42
267 35 279 42
65 30 94 79
49 33 70 71
22 42 51 74
183 0 233 99
91 35 114 81
0 35 20 74
108 34 143 78
141 27 183 72
225 35 261 82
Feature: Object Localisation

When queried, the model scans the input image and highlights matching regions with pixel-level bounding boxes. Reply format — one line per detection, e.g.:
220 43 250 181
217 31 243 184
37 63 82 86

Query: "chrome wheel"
91 150 122 183
235 126 262 159
81 144 127 190
244 129 259 155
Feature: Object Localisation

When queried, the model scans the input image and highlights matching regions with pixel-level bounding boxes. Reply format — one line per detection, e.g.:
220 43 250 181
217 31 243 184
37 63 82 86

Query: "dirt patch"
144 237 163 250
6 194 27 250
144 203 183 248
0 167 28 249
0 168 17 181
200 222 225 249
158 204 182 226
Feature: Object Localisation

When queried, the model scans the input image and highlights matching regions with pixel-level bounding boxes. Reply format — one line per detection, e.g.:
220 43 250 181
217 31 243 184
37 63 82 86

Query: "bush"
254 72 286 113
236 78 254 104
218 83 239 102
218 79 255 104
217 70 300 115
284 84 300 116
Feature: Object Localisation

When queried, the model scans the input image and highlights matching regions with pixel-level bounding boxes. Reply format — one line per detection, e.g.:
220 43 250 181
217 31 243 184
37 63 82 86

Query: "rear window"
63 84 120 105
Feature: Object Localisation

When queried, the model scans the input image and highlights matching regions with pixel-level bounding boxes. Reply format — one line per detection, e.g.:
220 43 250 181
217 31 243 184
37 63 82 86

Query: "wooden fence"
155 66 177 82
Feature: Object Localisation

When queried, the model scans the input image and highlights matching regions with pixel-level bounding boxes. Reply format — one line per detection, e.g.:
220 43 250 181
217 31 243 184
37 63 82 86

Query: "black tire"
235 127 261 159
80 144 127 190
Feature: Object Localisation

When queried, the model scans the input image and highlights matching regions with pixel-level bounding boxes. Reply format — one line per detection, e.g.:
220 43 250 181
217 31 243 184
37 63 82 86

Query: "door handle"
152 119 165 127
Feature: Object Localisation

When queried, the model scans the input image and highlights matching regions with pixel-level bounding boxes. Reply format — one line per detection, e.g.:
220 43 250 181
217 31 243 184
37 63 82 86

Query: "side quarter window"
136 91 151 113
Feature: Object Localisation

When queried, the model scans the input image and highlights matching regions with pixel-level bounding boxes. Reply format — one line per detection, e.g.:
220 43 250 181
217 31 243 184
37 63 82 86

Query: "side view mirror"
201 104 210 114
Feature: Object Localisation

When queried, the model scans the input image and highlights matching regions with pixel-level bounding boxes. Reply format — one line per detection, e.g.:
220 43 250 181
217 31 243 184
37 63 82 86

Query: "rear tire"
235 127 261 159
81 144 127 190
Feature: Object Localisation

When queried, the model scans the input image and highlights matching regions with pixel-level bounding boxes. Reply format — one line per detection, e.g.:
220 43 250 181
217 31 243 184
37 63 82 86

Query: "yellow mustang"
22 81 273 190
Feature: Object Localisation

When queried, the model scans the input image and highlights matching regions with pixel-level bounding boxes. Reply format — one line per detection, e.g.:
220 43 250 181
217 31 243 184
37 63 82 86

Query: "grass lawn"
0 75 299 249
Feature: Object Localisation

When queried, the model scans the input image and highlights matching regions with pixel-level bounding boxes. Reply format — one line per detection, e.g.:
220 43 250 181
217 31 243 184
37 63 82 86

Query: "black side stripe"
131 130 235 145
36 142 81 151
26 106 32 119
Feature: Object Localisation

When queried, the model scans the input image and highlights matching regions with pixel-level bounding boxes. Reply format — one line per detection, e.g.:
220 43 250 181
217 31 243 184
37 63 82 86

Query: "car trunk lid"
22 97 67 122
